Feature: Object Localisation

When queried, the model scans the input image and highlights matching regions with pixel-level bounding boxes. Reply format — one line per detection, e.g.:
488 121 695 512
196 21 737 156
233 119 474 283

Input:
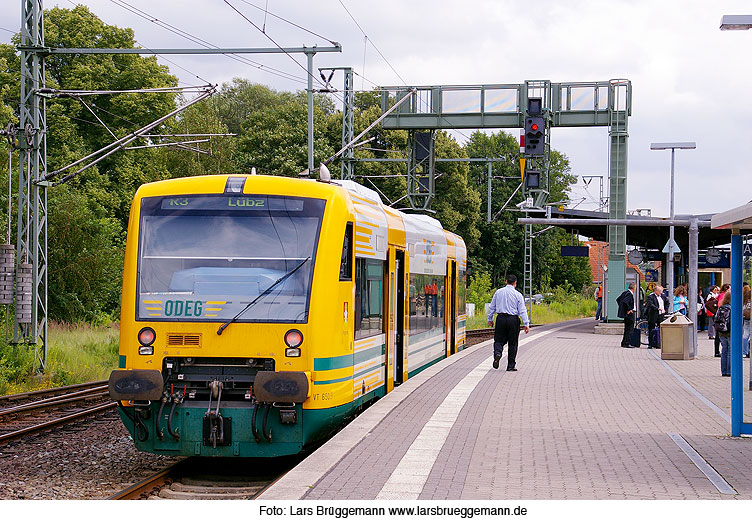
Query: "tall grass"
0 322 119 395
466 293 596 329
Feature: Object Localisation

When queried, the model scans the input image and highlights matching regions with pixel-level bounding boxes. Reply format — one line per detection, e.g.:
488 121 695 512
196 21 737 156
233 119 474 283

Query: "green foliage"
0 323 119 394
48 185 124 322
467 270 494 308
534 293 596 324
0 341 36 394
464 131 582 290
236 90 336 176
3 6 178 322
537 228 592 292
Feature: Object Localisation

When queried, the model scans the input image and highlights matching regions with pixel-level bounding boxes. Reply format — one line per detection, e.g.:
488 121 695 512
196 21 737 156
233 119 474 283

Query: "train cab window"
355 258 384 340
339 223 353 281
136 194 325 323
409 273 445 335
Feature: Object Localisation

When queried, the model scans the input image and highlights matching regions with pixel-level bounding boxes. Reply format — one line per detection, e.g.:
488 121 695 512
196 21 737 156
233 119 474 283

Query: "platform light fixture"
720 15 752 30
650 142 696 302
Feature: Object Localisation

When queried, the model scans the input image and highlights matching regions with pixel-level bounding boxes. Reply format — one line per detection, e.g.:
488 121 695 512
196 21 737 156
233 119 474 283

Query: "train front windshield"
137 194 325 323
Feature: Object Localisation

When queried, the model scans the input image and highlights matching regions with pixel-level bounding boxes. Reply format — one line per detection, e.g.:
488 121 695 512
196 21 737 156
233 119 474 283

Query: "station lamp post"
650 142 696 305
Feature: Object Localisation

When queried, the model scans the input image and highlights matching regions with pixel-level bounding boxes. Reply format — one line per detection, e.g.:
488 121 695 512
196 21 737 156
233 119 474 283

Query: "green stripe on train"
314 342 384 371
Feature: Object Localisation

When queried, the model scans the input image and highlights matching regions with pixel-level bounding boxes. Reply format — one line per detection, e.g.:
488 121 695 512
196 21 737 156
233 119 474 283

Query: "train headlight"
284 329 302 357
138 327 156 346
284 329 303 348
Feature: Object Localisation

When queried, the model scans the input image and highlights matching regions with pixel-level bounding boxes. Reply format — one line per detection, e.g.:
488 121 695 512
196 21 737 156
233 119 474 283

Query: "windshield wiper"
216 257 311 336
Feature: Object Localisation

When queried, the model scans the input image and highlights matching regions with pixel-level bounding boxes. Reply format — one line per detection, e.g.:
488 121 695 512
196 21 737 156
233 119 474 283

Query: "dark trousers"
494 313 520 369
697 312 707 331
621 313 634 346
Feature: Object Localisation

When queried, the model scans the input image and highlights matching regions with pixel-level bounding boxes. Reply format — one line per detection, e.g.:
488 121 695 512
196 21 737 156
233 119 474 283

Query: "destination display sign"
161 196 304 212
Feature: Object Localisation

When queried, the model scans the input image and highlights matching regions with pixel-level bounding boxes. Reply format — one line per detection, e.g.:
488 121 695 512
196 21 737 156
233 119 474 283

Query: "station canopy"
549 208 738 251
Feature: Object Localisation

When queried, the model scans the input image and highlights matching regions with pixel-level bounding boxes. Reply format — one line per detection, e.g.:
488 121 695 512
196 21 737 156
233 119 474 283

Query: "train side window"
355 258 384 340
339 222 353 281
408 273 444 335
458 269 466 314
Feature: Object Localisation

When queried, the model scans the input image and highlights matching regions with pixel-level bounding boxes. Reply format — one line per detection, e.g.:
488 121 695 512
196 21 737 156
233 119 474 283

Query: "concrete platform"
260 319 752 500
592 321 623 335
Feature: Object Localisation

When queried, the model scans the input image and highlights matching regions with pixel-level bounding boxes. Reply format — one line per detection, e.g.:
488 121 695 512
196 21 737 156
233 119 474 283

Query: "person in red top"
594 285 603 321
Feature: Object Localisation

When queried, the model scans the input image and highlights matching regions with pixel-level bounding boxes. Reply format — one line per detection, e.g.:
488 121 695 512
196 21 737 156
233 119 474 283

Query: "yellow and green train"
109 174 467 457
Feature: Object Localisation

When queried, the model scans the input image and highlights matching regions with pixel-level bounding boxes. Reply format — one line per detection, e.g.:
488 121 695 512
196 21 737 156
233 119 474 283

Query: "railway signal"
525 116 545 156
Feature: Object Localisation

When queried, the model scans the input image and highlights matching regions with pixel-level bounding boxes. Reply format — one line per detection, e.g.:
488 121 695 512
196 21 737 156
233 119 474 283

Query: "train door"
393 249 405 386
449 261 457 355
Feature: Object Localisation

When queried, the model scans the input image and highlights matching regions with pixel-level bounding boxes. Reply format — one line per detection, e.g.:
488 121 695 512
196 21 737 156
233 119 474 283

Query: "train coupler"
203 380 231 448
203 412 232 448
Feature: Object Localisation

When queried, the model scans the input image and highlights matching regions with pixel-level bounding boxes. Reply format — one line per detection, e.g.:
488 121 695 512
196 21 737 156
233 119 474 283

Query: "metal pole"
667 148 675 308
688 218 698 357
731 231 743 436
517 218 712 227
306 49 315 175
487 162 492 223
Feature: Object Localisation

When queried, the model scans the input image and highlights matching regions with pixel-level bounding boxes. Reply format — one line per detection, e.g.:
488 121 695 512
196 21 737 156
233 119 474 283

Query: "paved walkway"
261 319 752 500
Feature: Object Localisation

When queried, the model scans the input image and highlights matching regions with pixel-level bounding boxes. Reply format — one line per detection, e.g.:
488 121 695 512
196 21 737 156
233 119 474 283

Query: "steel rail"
0 388 110 417
0 380 108 404
0 401 116 445
110 459 189 500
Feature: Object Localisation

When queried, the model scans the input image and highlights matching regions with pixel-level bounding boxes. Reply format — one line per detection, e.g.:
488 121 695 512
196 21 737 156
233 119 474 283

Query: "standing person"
644 285 666 349
696 290 707 332
673 285 687 315
487 274 530 371
706 286 719 342
715 291 732 377
617 283 636 348
743 285 751 358
715 284 730 357
594 285 603 321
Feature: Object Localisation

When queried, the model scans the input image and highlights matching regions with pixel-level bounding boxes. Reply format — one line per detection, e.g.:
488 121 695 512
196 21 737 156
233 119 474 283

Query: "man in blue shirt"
487 274 530 371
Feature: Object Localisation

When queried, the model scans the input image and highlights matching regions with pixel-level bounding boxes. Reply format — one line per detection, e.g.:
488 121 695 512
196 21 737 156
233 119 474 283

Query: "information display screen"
160 196 304 212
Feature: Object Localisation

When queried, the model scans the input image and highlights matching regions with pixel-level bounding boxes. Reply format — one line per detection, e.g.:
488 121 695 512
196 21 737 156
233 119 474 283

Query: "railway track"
0 380 108 408
0 381 116 446
111 457 297 500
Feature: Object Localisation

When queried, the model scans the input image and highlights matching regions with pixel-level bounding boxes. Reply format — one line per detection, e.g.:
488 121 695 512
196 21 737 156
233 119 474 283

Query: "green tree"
464 131 579 291
3 6 179 321
236 89 337 176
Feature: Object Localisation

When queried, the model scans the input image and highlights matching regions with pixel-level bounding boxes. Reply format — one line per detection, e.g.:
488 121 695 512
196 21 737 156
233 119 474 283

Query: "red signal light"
531 123 538 131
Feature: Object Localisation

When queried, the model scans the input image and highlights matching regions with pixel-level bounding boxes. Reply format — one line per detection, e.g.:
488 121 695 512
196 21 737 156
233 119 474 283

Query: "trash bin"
660 313 694 360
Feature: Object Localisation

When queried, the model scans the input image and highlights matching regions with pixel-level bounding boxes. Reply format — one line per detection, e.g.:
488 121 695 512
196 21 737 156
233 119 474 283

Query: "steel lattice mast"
17 0 48 370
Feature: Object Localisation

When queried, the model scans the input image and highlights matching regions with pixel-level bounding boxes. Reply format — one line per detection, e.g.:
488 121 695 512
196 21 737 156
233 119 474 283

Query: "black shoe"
722 374 731 377
492 356 500 369
506 368 518 371
715 353 721 357
621 344 631 348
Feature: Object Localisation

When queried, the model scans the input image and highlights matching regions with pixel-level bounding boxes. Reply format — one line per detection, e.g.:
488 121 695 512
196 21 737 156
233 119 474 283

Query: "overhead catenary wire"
44 86 216 185
236 0 339 45
222 0 346 107
336 0 471 141
107 0 308 85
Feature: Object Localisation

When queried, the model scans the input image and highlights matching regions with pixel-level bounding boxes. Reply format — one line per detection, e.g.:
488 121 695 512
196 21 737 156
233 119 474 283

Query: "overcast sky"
1 0 750 218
